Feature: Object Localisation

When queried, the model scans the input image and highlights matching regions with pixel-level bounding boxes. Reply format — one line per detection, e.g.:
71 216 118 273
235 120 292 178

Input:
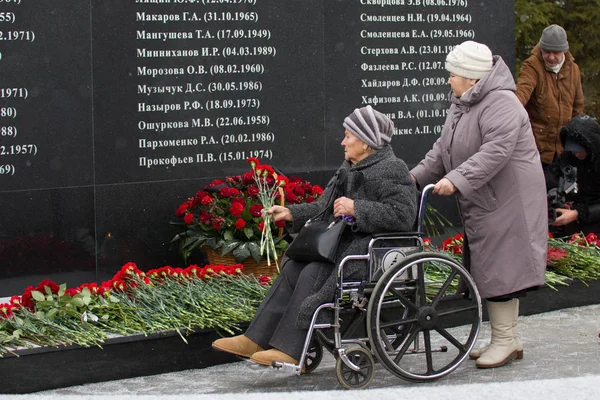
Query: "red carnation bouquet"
171 158 323 266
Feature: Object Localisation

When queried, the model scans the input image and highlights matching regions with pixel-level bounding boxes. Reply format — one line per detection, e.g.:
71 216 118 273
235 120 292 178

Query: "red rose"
306 196 315 203
190 197 201 208
285 191 298 203
176 201 190 216
195 190 208 199
312 185 324 195
201 195 214 205
227 175 241 185
241 171 255 184
249 204 264 218
247 186 259 197
199 211 211 225
293 186 305 196
21 286 35 309
64 288 81 297
36 279 60 294
258 221 265 231
231 197 246 207
235 219 247 230
219 187 232 197
184 213 194 224
212 217 223 230
275 220 286 228
230 202 245 217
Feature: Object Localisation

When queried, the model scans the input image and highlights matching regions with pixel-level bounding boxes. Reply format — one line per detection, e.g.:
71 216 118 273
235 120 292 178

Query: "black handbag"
285 169 349 263
285 217 347 263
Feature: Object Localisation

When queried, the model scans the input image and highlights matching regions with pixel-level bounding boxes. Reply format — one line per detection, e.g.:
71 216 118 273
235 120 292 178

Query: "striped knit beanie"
343 105 393 150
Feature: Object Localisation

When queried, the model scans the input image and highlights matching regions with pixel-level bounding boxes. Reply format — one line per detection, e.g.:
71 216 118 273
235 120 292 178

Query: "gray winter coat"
287 145 417 328
411 56 547 299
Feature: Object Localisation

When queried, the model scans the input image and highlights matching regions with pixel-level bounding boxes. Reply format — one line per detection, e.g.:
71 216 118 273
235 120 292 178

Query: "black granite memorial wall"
0 0 515 296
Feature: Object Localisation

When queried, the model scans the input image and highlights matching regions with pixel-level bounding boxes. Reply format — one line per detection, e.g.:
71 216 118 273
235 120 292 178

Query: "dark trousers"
245 259 324 360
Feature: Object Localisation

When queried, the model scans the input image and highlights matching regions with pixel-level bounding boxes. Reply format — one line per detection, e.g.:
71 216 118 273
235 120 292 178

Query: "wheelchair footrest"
272 361 302 375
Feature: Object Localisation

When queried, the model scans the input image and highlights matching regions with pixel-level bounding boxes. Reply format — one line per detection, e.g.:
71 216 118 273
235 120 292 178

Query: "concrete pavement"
13 303 599 399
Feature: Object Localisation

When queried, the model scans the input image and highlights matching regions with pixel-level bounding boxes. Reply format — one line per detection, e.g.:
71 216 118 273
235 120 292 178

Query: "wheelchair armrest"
372 231 424 239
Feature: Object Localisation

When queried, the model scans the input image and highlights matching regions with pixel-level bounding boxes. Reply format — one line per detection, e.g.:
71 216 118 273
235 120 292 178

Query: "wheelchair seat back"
369 236 422 282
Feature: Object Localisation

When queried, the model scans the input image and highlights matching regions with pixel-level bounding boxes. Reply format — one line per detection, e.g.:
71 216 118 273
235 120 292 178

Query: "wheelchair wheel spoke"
388 287 419 312
430 270 458 308
417 263 427 305
434 325 467 352
423 329 434 374
437 304 479 317
393 325 420 364
379 316 417 329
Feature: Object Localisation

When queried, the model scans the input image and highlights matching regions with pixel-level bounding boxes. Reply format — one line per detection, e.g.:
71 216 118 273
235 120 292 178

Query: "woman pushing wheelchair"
411 41 548 369
212 105 418 368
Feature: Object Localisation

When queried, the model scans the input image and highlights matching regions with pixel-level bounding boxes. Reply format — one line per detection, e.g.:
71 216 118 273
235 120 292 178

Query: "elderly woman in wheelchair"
212 106 419 377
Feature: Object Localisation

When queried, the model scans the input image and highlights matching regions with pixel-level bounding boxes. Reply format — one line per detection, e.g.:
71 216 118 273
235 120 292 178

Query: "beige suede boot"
212 335 264 358
469 298 523 360
476 300 519 368
250 349 305 373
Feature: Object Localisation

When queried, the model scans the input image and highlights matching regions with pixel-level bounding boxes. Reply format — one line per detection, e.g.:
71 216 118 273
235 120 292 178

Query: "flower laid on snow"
0 262 272 357
426 231 600 290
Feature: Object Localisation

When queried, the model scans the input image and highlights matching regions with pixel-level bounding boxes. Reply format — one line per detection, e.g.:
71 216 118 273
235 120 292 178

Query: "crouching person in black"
546 114 600 236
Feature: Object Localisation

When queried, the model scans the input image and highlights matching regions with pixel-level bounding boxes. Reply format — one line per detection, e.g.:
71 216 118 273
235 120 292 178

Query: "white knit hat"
445 41 493 80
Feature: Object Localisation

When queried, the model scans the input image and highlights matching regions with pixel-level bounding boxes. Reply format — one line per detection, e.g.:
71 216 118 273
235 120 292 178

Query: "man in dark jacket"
516 24 584 168
546 114 600 235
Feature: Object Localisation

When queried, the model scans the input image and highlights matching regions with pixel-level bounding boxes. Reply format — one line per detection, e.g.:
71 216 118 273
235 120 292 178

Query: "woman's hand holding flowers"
267 205 293 222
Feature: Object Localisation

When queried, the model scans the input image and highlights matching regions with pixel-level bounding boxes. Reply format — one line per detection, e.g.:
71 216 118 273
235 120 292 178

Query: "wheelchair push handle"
417 183 436 234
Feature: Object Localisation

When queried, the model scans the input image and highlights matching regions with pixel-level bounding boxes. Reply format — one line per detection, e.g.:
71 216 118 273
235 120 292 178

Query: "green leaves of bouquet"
171 158 324 265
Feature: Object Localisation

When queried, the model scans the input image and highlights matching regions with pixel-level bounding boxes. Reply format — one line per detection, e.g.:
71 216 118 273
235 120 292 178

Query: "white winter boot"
476 299 519 368
469 298 523 360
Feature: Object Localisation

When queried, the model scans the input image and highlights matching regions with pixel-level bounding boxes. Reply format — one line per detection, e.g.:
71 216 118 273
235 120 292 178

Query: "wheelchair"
271 184 482 389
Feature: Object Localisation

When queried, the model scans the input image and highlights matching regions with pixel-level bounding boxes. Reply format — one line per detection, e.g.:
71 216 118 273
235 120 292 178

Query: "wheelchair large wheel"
335 346 375 390
367 251 481 382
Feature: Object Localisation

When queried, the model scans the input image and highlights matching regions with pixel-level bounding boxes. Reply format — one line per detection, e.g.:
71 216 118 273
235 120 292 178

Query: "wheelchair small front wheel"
335 347 375 390
303 339 323 374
